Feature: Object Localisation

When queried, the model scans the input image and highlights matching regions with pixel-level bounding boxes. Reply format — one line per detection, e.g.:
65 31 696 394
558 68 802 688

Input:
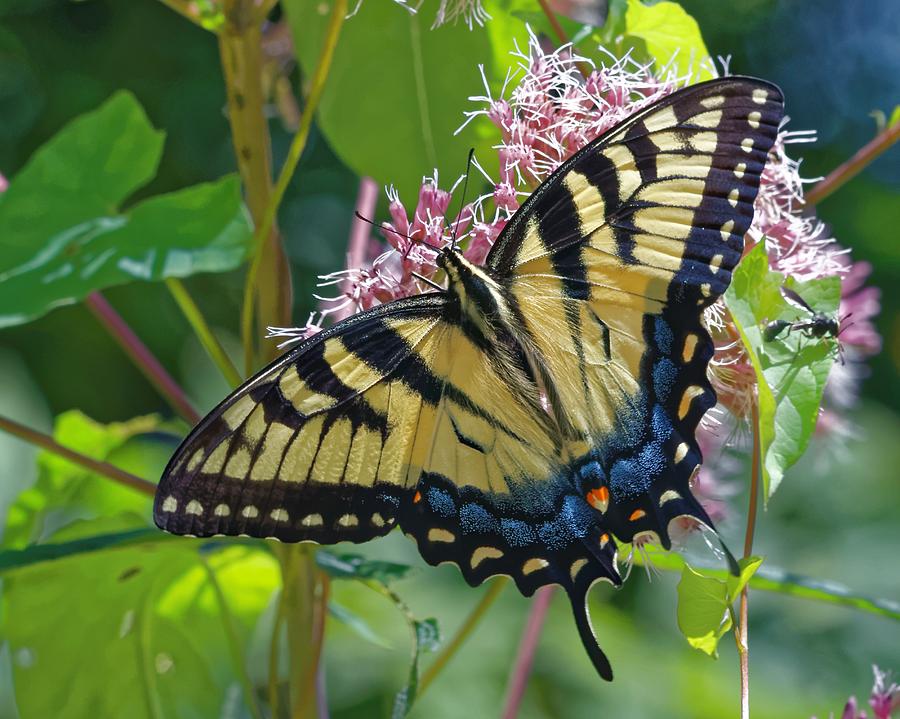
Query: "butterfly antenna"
354 211 428 254
450 148 476 252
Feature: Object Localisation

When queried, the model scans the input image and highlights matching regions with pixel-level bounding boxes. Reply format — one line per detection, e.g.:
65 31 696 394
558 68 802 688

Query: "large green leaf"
284 0 500 201
676 557 763 657
589 0 711 78
725 242 840 500
0 91 252 328
622 0 711 79
2 526 276 719
2 411 172 548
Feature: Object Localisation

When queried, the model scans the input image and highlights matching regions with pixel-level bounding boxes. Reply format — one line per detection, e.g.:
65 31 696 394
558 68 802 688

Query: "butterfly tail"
567 585 614 681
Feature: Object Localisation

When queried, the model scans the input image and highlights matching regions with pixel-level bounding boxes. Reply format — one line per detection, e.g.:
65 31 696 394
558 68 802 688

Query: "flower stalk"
501 585 556 719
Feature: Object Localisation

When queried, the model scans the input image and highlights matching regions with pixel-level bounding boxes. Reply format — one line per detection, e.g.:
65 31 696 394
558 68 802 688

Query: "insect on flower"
763 285 851 362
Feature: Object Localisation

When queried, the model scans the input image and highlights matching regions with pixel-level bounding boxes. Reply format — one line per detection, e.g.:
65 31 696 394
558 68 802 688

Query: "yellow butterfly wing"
487 77 784 549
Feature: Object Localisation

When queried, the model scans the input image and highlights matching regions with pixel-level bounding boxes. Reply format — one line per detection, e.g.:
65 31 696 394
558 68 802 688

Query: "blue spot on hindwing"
651 404 673 441
577 460 606 489
537 495 593 549
637 441 666 478
427 487 455 518
610 457 651 499
655 317 674 354
459 503 498 533
653 358 678 402
501 518 536 547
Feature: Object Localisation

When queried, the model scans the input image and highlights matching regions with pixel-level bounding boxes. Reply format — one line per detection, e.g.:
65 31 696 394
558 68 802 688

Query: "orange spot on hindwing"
629 509 647 521
586 486 610 512
413 490 422 504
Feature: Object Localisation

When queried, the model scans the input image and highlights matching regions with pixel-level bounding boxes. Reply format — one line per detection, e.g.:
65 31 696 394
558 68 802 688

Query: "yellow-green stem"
166 278 243 389
268 588 286 718
201 557 265 719
240 0 348 369
274 545 319 719
419 578 508 696
218 0 292 374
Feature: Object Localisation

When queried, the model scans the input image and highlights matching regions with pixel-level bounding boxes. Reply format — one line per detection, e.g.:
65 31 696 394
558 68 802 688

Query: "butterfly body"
155 78 785 681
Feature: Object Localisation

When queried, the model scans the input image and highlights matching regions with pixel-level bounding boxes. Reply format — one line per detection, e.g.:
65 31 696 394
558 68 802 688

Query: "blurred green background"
0 0 897 717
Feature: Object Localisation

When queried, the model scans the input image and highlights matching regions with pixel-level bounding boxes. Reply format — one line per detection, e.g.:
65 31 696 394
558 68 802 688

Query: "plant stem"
735 398 762 719
165 278 243 389
268 588 286 719
805 120 900 206
84 291 200 425
275 545 319 719
500 585 556 719
240 0 348 368
201 557 264 719
333 176 378 323
304 573 330 719
536 0 591 77
419 578 508 696
537 0 569 46
0 414 156 496
217 0 291 374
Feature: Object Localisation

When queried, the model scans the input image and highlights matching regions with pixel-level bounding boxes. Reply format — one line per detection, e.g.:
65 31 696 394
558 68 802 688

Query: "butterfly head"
438 249 514 334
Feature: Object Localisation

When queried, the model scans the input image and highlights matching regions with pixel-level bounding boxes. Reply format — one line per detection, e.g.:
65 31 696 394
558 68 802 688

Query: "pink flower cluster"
813 665 899 719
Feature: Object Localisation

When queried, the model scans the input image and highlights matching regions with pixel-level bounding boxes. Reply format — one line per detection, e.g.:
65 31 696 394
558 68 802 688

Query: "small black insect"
764 286 850 362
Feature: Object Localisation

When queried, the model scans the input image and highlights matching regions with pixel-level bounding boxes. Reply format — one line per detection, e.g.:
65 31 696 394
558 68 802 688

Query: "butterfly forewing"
155 295 450 543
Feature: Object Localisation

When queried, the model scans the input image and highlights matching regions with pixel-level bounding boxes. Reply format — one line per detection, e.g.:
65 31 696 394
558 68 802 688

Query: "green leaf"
888 105 900 128
623 0 711 79
391 614 441 719
0 91 252 328
284 0 500 201
676 557 762 657
725 242 840 500
2 411 171 548
2 539 264 718
329 601 392 649
316 551 417 584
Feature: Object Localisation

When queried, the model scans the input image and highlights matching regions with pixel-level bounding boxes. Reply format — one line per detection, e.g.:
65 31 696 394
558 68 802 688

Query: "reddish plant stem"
537 0 569 46
737 398 762 719
536 0 591 77
501 585 556 719
334 176 378 322
805 120 900 206
0 414 156 496
84 291 200 425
